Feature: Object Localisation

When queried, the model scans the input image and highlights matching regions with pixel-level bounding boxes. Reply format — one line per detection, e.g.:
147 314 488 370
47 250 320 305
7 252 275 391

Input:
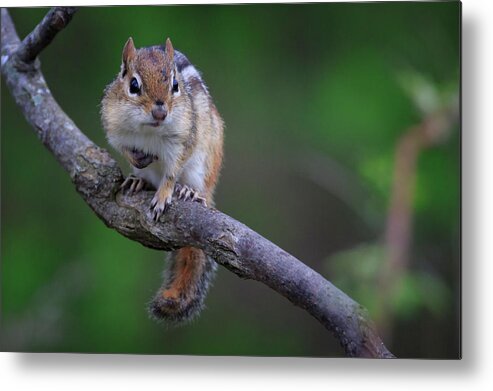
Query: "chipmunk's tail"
149 247 217 325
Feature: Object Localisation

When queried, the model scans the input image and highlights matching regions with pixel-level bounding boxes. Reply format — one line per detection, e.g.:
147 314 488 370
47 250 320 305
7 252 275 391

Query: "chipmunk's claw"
150 194 172 221
121 175 146 195
174 183 207 206
149 184 206 222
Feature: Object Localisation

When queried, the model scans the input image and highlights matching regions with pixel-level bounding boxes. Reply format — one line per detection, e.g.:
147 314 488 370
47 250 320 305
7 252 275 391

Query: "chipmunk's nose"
152 101 167 121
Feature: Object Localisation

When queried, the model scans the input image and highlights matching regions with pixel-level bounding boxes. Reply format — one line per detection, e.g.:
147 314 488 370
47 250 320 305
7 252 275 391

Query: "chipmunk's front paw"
174 183 207 206
120 175 147 195
150 193 172 221
130 148 158 169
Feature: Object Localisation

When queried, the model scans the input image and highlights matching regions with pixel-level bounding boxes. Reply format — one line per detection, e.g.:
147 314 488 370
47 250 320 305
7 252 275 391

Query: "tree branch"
1 7 394 358
15 7 77 65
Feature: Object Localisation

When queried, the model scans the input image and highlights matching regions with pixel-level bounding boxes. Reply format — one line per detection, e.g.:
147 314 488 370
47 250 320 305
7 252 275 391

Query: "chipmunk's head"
102 37 188 134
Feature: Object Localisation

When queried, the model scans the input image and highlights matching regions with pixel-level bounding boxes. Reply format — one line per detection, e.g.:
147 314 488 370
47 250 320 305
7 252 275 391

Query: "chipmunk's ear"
121 37 136 75
164 37 174 63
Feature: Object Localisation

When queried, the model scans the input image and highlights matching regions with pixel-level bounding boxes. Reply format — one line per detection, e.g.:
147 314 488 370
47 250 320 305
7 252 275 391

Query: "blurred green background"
1 2 460 358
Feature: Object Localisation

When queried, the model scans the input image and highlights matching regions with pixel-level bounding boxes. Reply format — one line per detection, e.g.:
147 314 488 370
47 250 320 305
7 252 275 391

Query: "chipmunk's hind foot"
121 175 147 195
174 183 207 206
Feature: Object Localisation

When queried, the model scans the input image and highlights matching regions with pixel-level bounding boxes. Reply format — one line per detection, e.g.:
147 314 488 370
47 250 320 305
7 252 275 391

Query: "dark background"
1 2 460 358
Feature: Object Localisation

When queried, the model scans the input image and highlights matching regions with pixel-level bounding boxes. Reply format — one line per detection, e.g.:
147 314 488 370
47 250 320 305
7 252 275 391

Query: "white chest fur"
109 128 206 192
180 149 206 192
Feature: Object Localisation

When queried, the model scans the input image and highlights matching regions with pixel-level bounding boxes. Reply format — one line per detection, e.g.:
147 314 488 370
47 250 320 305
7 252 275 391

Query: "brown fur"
162 247 203 300
101 37 224 324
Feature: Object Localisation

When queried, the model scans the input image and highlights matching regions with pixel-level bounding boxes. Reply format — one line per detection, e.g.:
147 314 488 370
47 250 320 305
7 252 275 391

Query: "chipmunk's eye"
129 77 140 95
172 77 179 93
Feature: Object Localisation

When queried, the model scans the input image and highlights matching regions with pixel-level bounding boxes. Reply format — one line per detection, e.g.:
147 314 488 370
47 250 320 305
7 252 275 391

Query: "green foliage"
391 271 451 319
397 70 458 116
325 244 451 320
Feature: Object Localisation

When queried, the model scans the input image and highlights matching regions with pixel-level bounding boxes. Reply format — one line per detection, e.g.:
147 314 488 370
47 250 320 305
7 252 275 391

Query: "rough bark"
1 7 395 358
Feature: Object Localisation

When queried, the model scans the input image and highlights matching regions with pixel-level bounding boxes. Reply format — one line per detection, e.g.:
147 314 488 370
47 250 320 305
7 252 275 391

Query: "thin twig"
15 7 77 65
1 7 395 358
377 104 459 339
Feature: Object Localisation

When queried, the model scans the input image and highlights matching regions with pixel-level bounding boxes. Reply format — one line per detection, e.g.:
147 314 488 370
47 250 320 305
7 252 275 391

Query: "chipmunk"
101 37 224 324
